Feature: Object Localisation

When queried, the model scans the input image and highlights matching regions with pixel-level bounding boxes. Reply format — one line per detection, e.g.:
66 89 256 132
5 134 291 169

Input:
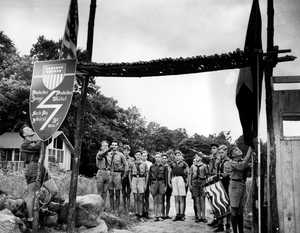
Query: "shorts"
229 180 246 208
172 176 186 196
150 180 166 197
24 162 48 185
109 171 122 190
96 169 110 193
191 180 205 198
131 177 146 194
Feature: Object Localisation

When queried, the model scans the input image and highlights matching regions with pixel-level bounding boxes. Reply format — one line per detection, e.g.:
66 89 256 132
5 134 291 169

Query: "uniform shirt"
171 161 188 179
106 151 128 172
131 160 148 177
125 156 135 176
96 148 111 170
190 162 209 181
149 164 168 183
208 154 218 175
228 158 250 181
21 139 41 164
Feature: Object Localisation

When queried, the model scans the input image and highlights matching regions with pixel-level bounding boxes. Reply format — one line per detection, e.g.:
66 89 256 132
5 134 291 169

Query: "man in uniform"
149 153 168 221
130 151 148 220
171 151 189 221
228 146 253 233
141 150 152 219
161 154 172 219
189 153 209 223
19 125 48 225
122 145 134 212
96 140 112 205
107 141 128 213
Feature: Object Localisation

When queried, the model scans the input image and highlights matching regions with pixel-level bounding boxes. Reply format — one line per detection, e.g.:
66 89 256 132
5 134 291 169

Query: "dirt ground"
130 192 216 233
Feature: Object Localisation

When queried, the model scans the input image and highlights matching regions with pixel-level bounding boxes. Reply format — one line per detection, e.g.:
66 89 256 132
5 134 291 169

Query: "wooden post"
67 0 97 232
265 0 280 232
32 141 46 233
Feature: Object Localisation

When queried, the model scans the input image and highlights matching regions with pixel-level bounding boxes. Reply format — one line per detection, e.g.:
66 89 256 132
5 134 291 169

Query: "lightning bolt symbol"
37 90 62 130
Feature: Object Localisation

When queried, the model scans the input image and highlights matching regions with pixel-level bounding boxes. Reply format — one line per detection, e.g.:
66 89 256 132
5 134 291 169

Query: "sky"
1 0 300 141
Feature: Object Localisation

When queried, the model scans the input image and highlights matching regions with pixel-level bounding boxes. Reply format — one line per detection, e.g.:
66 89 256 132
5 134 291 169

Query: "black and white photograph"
0 0 300 233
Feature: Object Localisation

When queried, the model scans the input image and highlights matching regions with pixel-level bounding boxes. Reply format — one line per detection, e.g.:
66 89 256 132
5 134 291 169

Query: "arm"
168 167 172 188
21 140 42 151
188 167 192 189
121 154 128 179
231 147 253 171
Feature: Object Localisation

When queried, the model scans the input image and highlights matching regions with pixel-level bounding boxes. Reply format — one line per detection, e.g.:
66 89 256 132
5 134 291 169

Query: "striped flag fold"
59 0 79 59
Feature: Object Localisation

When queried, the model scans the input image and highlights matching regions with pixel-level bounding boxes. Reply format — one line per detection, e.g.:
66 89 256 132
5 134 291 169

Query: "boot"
237 214 244 233
231 216 238 233
213 224 224 232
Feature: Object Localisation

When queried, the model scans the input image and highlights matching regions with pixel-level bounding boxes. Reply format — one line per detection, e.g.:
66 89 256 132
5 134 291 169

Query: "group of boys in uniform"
95 140 254 233
18 123 253 233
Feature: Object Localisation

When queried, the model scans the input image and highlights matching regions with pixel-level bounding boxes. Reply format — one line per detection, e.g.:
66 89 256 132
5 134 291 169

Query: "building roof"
0 131 74 152
0 132 24 149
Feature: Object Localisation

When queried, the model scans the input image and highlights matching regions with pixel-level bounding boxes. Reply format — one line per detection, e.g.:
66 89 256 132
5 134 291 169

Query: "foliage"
0 32 235 176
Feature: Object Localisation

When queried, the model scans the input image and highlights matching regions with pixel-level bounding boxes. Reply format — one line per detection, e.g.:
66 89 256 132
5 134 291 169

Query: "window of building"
14 149 20 161
57 150 64 163
54 137 63 149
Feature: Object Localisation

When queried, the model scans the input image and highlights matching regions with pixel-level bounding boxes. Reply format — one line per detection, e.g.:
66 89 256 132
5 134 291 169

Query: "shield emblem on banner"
29 59 76 141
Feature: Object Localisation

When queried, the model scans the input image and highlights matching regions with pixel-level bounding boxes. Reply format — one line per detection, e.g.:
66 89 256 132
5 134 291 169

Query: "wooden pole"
67 0 97 232
32 141 46 233
265 0 279 232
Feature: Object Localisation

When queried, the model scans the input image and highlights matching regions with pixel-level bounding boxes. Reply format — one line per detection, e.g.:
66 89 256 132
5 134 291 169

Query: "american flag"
204 180 230 219
59 0 79 59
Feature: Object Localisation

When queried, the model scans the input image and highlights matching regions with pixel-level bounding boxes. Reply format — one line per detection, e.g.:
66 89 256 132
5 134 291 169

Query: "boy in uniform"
189 153 209 223
149 153 168 221
107 141 128 213
161 154 172 219
130 151 148 220
141 150 152 219
214 145 231 232
171 151 189 221
96 140 112 204
122 145 134 212
228 146 253 233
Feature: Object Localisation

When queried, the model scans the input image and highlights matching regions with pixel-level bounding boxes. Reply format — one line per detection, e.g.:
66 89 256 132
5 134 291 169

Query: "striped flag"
59 0 79 59
204 181 230 218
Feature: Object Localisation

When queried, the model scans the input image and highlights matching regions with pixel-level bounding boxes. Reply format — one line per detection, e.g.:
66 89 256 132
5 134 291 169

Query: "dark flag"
59 0 79 59
236 0 262 147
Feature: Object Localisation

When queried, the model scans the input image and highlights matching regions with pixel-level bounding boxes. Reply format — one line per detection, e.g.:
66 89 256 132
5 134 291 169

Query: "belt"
231 179 244 183
132 175 146 177
197 178 206 180
98 168 110 171
152 179 165 182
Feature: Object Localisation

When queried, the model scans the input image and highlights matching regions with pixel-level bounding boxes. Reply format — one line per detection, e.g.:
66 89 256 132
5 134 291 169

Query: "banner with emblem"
29 59 76 141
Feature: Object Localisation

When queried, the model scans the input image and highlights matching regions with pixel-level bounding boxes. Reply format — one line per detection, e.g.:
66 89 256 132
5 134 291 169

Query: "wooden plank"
273 91 284 231
280 140 296 233
273 76 300 84
291 140 300 233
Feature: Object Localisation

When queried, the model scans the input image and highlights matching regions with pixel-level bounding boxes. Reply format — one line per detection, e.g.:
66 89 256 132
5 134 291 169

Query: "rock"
100 212 127 229
0 209 25 233
58 194 104 227
4 198 27 218
78 219 108 233
44 213 58 227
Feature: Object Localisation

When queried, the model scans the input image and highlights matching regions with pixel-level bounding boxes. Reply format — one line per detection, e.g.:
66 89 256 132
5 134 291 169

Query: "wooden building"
0 131 73 172
272 76 300 233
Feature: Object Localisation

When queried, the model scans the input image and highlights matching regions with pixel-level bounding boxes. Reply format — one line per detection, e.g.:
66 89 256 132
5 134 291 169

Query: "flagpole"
67 0 97 232
256 50 262 233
